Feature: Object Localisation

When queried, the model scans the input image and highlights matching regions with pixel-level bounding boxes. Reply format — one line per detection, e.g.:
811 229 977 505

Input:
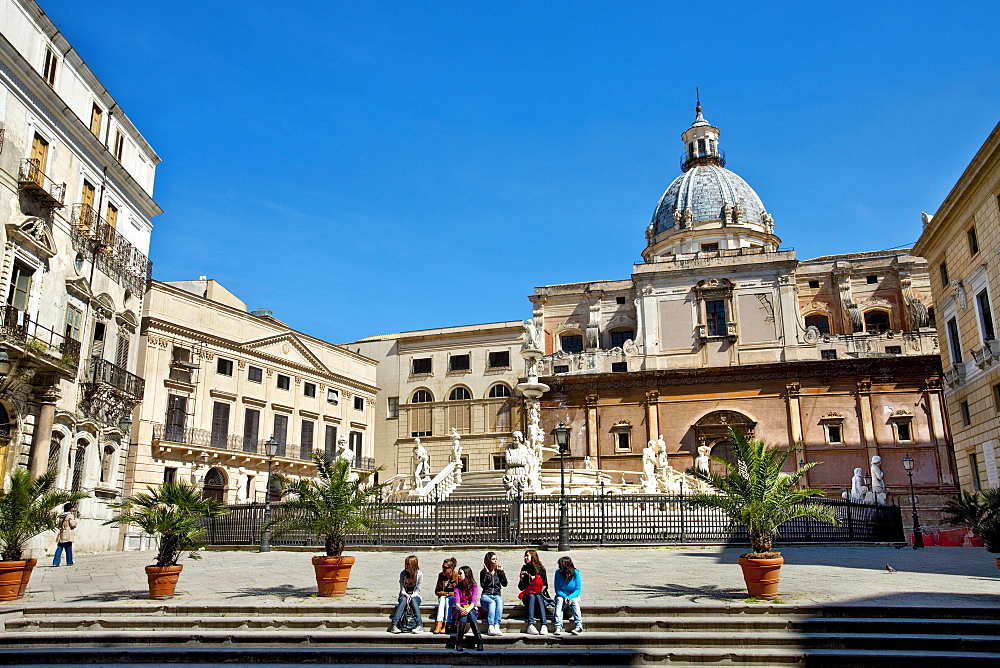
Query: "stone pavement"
8 545 1000 609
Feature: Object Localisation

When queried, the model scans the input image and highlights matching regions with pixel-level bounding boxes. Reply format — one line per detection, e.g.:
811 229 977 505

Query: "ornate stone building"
913 121 1000 492
0 0 159 553
531 104 957 516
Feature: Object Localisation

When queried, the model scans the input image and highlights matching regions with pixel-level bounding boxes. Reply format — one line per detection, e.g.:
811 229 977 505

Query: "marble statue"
695 445 712 474
642 441 657 492
866 455 886 505
236 467 250 503
522 319 540 350
503 431 532 499
847 467 868 503
336 437 354 465
584 455 596 471
450 427 462 463
655 434 668 469
412 438 430 485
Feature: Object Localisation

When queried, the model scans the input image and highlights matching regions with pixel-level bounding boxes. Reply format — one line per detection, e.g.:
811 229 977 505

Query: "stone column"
644 391 659 445
855 379 878 462
923 379 955 485
585 393 599 462
28 388 59 478
785 383 806 483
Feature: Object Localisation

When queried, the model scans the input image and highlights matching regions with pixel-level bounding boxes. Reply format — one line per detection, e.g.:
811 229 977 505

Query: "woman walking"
432 557 458 634
389 555 423 633
553 556 583 635
517 549 548 635
52 503 77 567
449 565 484 652
479 551 507 636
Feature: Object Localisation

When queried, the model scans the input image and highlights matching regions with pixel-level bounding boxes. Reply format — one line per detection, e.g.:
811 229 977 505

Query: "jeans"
53 542 73 566
435 595 452 622
480 593 503 626
554 596 582 630
391 594 422 628
524 592 547 625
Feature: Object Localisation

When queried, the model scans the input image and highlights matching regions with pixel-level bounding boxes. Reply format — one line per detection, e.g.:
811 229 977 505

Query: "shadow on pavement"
232 584 318 598
619 582 746 602
65 589 150 602
812 590 1000 609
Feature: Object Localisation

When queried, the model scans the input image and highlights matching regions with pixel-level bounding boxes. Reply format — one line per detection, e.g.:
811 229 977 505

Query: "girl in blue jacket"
553 556 583 635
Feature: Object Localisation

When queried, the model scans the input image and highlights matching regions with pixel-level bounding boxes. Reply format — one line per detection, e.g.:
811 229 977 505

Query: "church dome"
650 164 768 235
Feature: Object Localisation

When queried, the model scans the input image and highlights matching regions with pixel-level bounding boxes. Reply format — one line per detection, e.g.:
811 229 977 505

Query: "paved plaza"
8 545 1000 610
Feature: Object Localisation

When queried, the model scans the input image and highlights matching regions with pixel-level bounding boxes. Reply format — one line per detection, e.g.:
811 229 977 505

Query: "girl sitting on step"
448 565 484 652
389 555 423 633
479 551 507 636
553 556 583 636
517 549 549 635
432 557 458 634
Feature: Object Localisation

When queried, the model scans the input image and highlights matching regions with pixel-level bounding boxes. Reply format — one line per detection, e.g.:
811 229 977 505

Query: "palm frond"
0 469 89 561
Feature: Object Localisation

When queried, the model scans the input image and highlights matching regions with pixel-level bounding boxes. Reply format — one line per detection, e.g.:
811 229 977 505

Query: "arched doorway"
203 467 226 501
709 439 735 476
693 410 756 472
267 475 282 503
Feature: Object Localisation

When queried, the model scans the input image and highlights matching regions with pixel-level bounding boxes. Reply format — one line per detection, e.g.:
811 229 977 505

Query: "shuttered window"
324 425 338 459
243 408 260 453
211 402 230 448
273 414 288 457
301 419 315 460
349 431 363 467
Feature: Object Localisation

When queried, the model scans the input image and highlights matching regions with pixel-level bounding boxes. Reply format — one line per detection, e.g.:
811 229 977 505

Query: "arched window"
448 387 472 401
47 432 64 474
0 404 11 438
864 310 891 334
560 333 584 353
804 314 830 334
488 384 511 399
710 440 735 476
203 467 225 501
99 444 116 483
71 440 87 492
411 389 433 403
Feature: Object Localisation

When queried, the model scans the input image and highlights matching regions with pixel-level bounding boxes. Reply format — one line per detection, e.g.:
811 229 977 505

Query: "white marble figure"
865 455 886 505
450 428 463 463
584 456 596 471
522 320 540 350
695 445 712 474
503 431 532 499
848 467 869 503
655 434 668 469
412 438 431 485
642 441 658 492
236 467 250 502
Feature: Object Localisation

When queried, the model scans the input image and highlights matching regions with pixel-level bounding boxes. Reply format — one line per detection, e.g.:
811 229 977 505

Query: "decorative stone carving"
951 280 967 310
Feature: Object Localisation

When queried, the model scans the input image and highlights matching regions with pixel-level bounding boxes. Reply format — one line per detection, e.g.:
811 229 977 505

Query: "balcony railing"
70 203 150 294
17 158 66 208
942 364 966 388
83 358 144 400
971 340 999 369
0 305 81 370
681 149 726 172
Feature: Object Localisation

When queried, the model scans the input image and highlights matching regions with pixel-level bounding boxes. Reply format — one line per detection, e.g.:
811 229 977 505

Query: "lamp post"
554 422 570 552
259 436 279 553
902 454 924 549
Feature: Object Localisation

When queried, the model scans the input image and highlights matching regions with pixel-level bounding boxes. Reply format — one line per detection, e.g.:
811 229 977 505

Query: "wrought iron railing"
70 203 149 294
155 424 317 462
681 149 726 172
206 495 903 547
17 158 66 207
0 305 81 369
83 358 144 400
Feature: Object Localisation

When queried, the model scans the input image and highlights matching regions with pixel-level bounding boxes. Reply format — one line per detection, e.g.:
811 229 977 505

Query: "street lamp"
259 435 280 553
902 454 924 549
554 422 570 552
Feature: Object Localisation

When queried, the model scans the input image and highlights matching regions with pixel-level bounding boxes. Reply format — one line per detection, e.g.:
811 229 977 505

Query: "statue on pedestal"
695 445 711 474
865 455 886 505
584 456 596 471
522 320 541 350
642 441 658 492
412 438 430 486
450 428 463 484
845 467 868 503
503 431 532 499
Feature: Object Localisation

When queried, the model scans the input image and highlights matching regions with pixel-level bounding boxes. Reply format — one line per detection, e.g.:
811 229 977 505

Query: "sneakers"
526 624 538 635
537 624 549 635
411 626 423 634
570 627 583 635
490 624 503 636
552 627 562 636
389 626 401 634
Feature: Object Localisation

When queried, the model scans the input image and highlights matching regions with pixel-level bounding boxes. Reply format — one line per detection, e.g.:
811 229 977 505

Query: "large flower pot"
994 557 1000 573
312 555 355 597
145 564 183 599
0 559 37 601
738 555 784 600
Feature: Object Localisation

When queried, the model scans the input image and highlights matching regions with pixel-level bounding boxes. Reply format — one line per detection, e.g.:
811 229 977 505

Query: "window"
349 431 363 467
8 261 33 311
970 453 982 491
80 180 96 227
99 445 115 484
301 419 315 459
612 362 628 372
947 318 962 364
448 387 471 401
248 365 263 383
89 104 103 137
616 296 627 305
449 354 471 372
885 346 902 355
488 384 511 398
354 395 365 410
610 330 635 348
70 441 86 492
827 424 842 444
866 275 878 285
560 334 584 353
615 432 630 451
163 467 177 484
410 390 433 438
324 425 338 459
412 357 432 374
448 389 473 435
42 47 58 86
976 290 995 342
272 414 288 457
30 132 49 178
701 242 719 252
276 374 291 391
705 300 726 337
554 365 569 373
303 382 316 398
113 130 124 162
959 400 971 427
864 310 890 334
821 349 837 360
808 280 820 289
243 408 260 452
940 262 949 286
994 383 1000 412
387 397 399 419
412 389 432 403
65 305 82 341
968 226 980 255
165 394 187 437
327 388 340 404
896 421 911 442
105 202 119 230
216 357 234 376
821 414 845 444
116 328 131 369
487 351 510 368
805 314 830 334
492 454 506 471
211 401 230 448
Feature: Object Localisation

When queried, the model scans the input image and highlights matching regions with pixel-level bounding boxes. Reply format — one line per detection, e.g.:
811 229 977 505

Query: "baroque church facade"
529 105 957 517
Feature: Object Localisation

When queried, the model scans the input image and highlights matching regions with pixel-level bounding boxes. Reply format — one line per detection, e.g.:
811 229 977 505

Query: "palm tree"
0 469 89 562
105 481 228 567
687 427 840 555
945 488 1000 553
267 452 398 555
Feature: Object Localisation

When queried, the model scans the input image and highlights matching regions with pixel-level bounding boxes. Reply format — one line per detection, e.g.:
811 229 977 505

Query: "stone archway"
203 467 227 502
693 410 756 473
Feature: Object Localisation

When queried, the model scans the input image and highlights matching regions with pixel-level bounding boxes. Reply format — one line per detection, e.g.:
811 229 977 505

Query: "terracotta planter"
0 559 37 602
312 555 355 597
145 564 183 599
994 557 1000 573
738 555 784 600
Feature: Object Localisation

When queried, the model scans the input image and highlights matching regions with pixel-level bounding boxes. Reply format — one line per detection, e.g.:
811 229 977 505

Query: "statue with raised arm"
522 319 540 350
412 438 430 485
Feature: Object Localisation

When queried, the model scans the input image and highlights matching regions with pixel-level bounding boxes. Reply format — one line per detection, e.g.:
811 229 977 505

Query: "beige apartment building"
123 280 376 545
344 321 522 482
913 121 1000 492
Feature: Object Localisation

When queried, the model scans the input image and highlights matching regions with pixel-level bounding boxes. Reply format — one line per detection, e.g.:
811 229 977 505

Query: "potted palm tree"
944 488 1000 569
105 481 228 599
687 427 840 599
0 469 88 601
267 452 398 596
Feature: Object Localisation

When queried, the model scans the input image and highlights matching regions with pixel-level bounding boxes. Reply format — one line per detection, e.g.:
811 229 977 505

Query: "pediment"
66 276 93 300
240 332 332 375
6 216 57 258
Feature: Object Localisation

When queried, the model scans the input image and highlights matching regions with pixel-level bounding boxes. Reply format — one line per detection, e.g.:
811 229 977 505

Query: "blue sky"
46 1 1000 343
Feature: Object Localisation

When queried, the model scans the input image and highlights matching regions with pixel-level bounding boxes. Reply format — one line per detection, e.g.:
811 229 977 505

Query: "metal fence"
205 495 904 547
